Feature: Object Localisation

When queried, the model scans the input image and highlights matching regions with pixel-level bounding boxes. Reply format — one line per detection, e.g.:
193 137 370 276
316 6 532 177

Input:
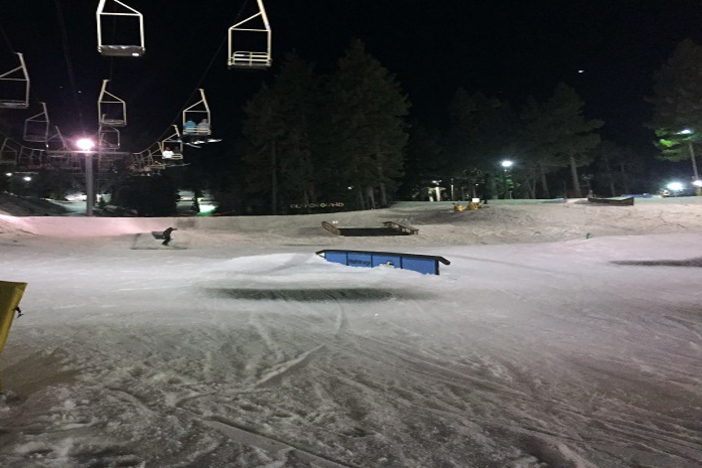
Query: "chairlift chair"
45 126 70 156
23 102 50 143
99 125 121 149
0 138 20 164
98 79 127 127
129 152 144 172
182 89 212 137
138 144 165 171
44 153 69 170
0 53 30 109
96 0 145 57
228 0 272 70
97 151 128 173
131 150 154 173
160 125 183 160
148 159 165 171
17 147 43 170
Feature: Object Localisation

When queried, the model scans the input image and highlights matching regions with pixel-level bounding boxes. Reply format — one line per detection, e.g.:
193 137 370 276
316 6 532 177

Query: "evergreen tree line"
238 37 702 207
234 40 635 206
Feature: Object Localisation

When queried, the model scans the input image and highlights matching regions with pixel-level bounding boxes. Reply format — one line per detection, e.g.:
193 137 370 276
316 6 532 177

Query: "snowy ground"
1 199 701 467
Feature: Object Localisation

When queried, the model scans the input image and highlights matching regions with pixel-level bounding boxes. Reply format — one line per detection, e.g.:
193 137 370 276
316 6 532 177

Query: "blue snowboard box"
316 250 450 276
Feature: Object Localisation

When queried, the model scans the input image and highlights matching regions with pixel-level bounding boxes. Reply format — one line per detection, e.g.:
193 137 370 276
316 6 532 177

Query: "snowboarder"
162 227 177 246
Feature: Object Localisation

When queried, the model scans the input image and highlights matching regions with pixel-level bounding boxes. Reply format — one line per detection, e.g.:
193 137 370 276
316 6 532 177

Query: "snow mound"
0 193 68 217
2 198 702 246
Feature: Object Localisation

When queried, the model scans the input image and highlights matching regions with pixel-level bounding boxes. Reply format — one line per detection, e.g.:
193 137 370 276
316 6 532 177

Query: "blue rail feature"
316 250 450 276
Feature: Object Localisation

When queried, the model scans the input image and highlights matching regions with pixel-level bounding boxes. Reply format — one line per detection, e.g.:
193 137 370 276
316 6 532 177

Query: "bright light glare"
692 180 702 187
501 160 514 168
679 129 693 135
76 138 95 151
4 172 11 177
667 182 684 191
23 176 32 182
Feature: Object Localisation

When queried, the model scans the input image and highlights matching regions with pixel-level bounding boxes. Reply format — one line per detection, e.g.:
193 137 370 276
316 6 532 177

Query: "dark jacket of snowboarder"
162 227 177 246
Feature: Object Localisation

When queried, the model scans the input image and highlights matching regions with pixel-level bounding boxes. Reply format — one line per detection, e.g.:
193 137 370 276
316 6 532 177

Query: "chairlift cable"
153 0 253 143
0 23 16 54
107 14 118 82
54 0 84 130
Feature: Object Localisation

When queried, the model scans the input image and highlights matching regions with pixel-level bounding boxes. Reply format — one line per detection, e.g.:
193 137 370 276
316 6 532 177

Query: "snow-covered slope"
0 199 701 467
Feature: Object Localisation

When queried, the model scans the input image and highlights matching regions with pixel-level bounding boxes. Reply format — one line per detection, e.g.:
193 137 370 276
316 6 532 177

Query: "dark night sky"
1 0 701 157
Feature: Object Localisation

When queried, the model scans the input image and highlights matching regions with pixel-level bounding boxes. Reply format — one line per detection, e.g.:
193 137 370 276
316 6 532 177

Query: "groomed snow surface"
1 199 701 468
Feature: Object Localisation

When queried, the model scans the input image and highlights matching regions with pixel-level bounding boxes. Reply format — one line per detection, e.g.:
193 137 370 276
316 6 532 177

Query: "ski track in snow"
1 201 701 467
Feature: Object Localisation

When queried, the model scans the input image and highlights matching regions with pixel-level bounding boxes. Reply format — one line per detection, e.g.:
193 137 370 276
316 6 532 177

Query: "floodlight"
76 138 95 152
666 182 684 191
692 180 702 187
501 160 514 168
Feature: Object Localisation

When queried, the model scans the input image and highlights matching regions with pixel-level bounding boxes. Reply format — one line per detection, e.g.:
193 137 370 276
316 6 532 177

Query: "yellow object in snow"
0 281 27 390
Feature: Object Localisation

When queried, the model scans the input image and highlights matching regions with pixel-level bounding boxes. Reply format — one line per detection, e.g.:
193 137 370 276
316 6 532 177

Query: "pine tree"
446 90 518 173
241 83 281 213
241 52 321 213
545 83 603 198
518 96 554 198
520 84 603 198
595 141 644 196
646 40 702 179
647 40 702 145
402 122 446 199
325 39 410 208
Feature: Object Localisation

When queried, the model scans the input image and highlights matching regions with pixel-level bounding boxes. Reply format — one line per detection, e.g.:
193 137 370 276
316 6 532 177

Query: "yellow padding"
0 281 27 366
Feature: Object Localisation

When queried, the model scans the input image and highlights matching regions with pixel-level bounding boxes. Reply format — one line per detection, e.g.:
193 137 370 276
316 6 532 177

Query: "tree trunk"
302 190 310 214
488 174 497 200
270 141 277 215
689 142 699 181
366 186 376 209
619 162 630 194
379 182 387 207
539 163 550 199
602 150 616 197
356 189 365 210
569 155 582 198
377 163 388 207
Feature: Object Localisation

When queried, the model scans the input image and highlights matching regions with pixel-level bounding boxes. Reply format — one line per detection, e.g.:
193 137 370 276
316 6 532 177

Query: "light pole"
501 160 513 199
76 138 96 216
